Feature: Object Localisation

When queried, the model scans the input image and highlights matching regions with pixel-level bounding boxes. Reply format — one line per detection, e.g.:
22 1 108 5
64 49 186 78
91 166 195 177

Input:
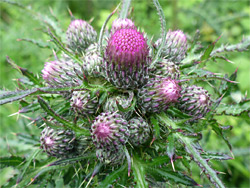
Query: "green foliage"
0 0 249 187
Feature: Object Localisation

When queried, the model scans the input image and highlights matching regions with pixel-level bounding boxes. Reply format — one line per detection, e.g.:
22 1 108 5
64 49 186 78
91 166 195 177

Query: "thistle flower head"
40 126 75 158
155 30 187 62
42 60 82 87
104 28 150 89
178 86 212 118
70 91 98 116
91 112 130 150
111 18 135 33
66 19 97 54
106 28 148 67
138 77 182 113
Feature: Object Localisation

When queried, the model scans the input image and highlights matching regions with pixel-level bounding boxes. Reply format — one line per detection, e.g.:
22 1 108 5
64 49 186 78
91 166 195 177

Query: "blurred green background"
0 0 249 187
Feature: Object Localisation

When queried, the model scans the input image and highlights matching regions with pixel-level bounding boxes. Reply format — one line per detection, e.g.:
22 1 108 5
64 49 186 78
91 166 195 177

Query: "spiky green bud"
128 117 150 146
178 85 212 118
40 126 75 158
138 77 182 113
91 112 130 150
66 19 97 54
70 90 98 116
150 60 180 80
155 30 187 62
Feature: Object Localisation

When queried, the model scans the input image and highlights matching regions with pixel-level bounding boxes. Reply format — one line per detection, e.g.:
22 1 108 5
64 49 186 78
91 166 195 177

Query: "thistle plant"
1 0 250 188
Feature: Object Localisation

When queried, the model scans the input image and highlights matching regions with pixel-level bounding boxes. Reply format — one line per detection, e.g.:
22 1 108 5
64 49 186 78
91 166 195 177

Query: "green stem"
151 0 167 68
119 0 132 19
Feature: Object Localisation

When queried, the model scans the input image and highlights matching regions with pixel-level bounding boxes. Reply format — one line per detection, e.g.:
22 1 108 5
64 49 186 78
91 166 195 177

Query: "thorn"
171 158 176 172
8 112 19 117
230 150 235 159
196 184 203 187
150 137 156 147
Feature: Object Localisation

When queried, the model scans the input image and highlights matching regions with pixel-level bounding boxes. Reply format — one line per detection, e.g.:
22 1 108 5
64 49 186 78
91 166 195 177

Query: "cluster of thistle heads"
40 17 212 165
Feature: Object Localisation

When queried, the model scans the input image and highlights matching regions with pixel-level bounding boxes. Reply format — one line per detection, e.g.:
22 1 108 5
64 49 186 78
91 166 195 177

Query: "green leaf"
16 133 40 145
37 96 90 136
166 134 175 162
201 152 233 161
201 35 221 62
147 156 170 167
17 149 41 184
17 38 53 49
0 167 18 187
97 165 126 188
210 121 232 151
211 37 250 56
216 102 250 116
132 154 148 188
117 96 136 113
150 116 160 139
0 156 25 168
147 167 199 186
48 153 95 166
151 0 167 67
157 113 226 188
6 56 43 86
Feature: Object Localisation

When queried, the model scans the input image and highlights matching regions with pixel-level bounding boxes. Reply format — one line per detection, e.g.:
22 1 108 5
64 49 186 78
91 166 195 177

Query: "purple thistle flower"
104 28 150 89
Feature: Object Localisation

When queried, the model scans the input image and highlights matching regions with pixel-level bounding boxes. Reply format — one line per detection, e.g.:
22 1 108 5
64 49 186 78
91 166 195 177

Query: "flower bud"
66 19 97 54
178 86 212 118
138 77 182 113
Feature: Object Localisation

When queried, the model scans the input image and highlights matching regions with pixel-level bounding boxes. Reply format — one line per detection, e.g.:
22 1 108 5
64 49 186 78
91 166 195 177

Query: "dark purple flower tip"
105 28 149 67
158 78 182 103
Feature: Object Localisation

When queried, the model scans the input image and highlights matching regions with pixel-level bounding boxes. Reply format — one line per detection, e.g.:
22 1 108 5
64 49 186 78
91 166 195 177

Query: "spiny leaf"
211 37 250 55
17 38 52 49
200 34 222 62
0 156 25 168
157 113 226 188
37 96 90 136
151 0 167 67
147 167 199 186
201 152 233 161
218 69 238 97
216 102 250 116
166 133 175 171
0 86 84 105
48 154 95 166
19 102 40 113
16 133 40 145
150 116 160 139
116 96 136 113
146 156 170 167
97 165 126 188
210 121 232 151
119 0 131 19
